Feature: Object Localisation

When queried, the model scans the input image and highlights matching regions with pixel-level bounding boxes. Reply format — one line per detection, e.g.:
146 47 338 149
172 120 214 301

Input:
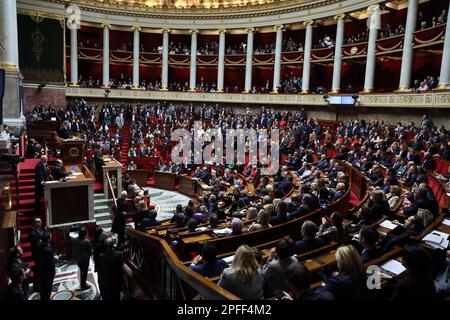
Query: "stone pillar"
363 9 379 93
437 1 450 89
217 29 226 93
161 29 169 90
272 25 283 93
189 30 198 91
398 0 418 91
331 15 345 93
70 27 78 86
0 0 24 127
301 21 313 93
132 26 141 89
244 28 255 93
101 24 110 88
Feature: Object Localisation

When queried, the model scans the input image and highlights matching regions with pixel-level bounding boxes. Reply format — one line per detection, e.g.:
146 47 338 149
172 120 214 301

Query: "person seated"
26 139 42 158
359 227 383 263
295 220 325 255
382 215 425 251
127 160 137 171
168 213 186 229
262 238 302 298
217 245 264 300
59 121 71 139
318 212 345 244
127 179 145 198
332 183 346 201
51 159 71 181
316 245 368 300
386 185 402 210
189 242 229 278
248 209 272 232
288 194 315 219
230 218 246 236
133 200 149 228
402 187 436 217
280 264 333 300
270 201 288 225
391 245 437 300
186 218 199 232
366 190 391 219
138 209 160 231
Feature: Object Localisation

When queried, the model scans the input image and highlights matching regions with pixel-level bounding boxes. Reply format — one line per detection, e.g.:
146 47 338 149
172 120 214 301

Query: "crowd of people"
11 98 450 300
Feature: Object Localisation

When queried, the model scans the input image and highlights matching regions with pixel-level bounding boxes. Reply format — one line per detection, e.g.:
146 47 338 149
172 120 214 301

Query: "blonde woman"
245 207 258 221
317 245 367 300
386 185 402 209
218 245 264 300
248 209 272 232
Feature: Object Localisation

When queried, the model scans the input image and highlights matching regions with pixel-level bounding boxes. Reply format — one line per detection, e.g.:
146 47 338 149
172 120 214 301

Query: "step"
18 179 35 186
94 212 111 219
94 198 109 204
94 205 109 211
12 185 36 192
94 193 105 198
19 173 35 179
96 220 112 226
21 241 31 249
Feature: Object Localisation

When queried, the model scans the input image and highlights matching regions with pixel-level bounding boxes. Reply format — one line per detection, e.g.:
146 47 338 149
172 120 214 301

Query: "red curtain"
224 67 245 91
110 30 133 51
168 66 189 86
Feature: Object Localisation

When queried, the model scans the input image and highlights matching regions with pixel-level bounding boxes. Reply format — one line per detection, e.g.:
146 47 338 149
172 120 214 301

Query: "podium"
44 164 95 228
102 156 123 201
153 171 176 190
126 169 148 188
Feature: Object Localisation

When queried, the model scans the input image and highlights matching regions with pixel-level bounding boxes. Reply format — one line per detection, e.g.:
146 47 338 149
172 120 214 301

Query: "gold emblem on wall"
69 147 79 157
31 30 45 63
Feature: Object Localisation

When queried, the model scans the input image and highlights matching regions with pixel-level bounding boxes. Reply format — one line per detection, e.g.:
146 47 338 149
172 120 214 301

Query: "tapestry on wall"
18 13 65 84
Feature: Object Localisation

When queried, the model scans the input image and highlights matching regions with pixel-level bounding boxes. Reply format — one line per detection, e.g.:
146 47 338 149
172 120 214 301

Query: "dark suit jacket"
35 162 50 187
361 246 384 263
52 166 70 180
318 274 367 300
403 198 433 217
29 227 44 257
288 204 313 219
392 273 437 300
5 283 27 301
98 249 124 290
295 238 325 255
36 243 56 282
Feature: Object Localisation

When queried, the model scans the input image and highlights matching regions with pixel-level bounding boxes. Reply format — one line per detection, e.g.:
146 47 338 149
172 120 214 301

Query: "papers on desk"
381 259 406 276
213 228 232 236
69 232 79 239
65 176 77 180
379 220 398 230
195 227 208 232
422 230 450 249
44 180 59 184
442 219 450 227
223 255 234 264
70 166 78 171
71 172 82 176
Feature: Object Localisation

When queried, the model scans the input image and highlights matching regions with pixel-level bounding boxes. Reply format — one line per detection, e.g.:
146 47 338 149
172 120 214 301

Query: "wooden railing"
124 228 240 300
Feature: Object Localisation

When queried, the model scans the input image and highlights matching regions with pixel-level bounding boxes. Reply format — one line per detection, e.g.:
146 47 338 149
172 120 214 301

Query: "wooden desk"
44 164 95 228
126 169 148 188
61 138 85 165
102 156 123 200
181 233 212 244
179 175 197 196
154 171 176 190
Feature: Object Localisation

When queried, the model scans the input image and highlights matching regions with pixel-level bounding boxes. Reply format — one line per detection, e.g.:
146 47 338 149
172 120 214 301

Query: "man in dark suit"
72 228 92 291
294 220 325 255
29 217 44 292
36 232 56 301
5 268 27 301
111 191 128 245
359 227 383 263
97 238 124 300
26 139 41 159
288 194 314 219
403 187 436 217
51 159 71 181
34 155 51 211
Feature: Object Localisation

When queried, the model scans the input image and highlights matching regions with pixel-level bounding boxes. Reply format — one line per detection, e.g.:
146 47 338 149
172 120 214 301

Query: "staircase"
119 122 131 166
93 193 113 232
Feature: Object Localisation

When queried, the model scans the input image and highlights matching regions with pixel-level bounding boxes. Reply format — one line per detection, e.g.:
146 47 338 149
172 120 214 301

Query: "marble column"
132 26 141 89
189 30 198 91
437 1 450 89
161 29 169 90
217 29 226 93
331 15 345 93
244 28 255 93
0 0 24 127
272 25 283 93
363 11 379 93
101 24 110 88
70 27 78 86
301 21 313 93
398 0 418 91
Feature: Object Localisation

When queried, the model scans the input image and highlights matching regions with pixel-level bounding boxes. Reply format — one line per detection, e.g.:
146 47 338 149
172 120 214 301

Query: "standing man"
34 155 52 211
36 232 56 301
97 238 124 300
111 191 128 245
29 217 45 293
72 228 92 291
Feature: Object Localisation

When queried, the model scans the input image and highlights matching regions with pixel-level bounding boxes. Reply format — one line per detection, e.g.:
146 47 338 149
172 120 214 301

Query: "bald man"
51 159 71 181
34 155 52 211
